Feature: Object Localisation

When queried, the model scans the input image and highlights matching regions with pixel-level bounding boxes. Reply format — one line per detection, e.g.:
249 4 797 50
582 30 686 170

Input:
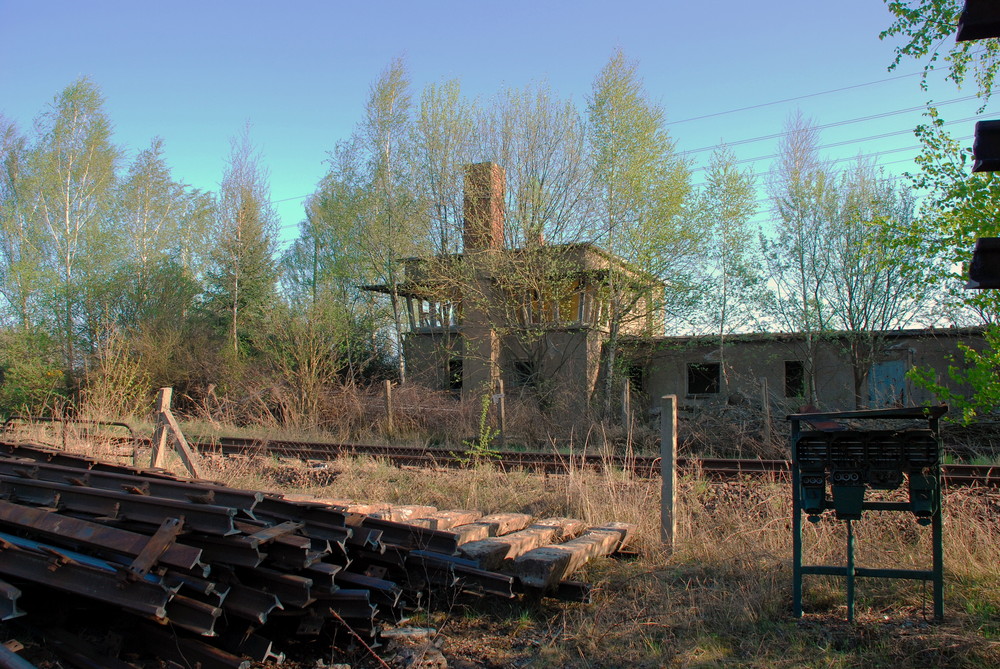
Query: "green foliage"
462 390 500 461
900 108 1000 322
0 330 67 415
26 78 121 374
908 325 1000 423
697 145 762 338
586 49 700 418
879 3 1000 416
203 124 280 358
881 0 1000 103
79 326 152 420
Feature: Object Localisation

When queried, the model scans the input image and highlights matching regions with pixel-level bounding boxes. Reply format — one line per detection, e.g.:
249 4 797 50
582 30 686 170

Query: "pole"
383 380 394 438
497 379 506 450
623 382 632 446
846 519 856 623
660 395 677 550
791 415 803 617
760 376 771 446
149 388 172 468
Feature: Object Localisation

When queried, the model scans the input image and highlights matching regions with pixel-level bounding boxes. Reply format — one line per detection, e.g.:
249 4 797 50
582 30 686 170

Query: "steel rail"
1 435 996 486
188 436 1000 487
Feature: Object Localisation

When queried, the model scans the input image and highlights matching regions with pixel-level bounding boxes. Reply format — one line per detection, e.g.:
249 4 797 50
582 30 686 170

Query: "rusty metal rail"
188 435 1000 487
4 418 996 487
0 441 621 667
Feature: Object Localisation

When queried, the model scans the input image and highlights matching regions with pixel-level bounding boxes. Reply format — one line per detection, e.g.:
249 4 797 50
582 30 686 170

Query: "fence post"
149 387 201 478
622 382 633 445
496 379 506 449
150 388 172 468
660 395 677 550
760 376 771 445
383 380 394 437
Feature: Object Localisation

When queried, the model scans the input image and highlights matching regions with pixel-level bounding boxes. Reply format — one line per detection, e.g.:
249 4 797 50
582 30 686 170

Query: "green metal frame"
790 406 946 622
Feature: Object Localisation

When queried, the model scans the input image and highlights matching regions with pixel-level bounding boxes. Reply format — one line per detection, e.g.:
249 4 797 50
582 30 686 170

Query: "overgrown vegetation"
0 44 968 429
45 426 999 669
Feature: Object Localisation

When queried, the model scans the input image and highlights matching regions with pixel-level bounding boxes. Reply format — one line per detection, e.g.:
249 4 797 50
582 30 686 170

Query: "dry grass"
34 423 1000 668
197 452 1000 668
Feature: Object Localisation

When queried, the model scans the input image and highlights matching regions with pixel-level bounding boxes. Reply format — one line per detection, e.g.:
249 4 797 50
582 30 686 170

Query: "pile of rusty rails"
0 442 633 669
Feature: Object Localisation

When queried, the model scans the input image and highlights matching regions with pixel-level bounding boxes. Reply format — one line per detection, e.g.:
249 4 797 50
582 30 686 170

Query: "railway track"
188 435 1000 488
3 422 997 487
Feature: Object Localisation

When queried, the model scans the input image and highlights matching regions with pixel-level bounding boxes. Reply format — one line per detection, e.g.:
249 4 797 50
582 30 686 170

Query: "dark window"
785 360 805 398
448 358 462 391
512 360 538 388
625 362 645 392
687 363 720 395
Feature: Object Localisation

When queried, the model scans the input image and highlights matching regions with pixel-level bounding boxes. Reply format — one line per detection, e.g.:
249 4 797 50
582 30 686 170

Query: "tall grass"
41 385 1000 668
181 448 1000 668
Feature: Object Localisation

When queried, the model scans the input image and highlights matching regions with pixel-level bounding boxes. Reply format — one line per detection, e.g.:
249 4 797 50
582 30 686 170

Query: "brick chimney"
463 162 505 251
460 163 503 399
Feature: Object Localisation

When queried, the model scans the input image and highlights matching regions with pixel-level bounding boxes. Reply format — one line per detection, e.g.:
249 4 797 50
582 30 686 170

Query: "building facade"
621 328 986 419
366 162 985 422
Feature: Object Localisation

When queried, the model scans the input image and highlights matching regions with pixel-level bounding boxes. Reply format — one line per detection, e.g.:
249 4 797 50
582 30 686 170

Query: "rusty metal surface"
0 442 618 666
0 475 239 536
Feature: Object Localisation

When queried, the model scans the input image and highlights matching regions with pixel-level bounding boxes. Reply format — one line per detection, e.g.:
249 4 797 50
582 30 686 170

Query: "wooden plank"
459 517 586 570
369 505 437 522
335 502 391 514
161 408 202 479
452 513 533 544
407 509 482 530
514 522 634 591
149 389 172 469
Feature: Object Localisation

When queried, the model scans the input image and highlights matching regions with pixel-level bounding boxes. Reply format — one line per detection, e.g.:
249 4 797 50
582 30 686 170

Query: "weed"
460 391 500 462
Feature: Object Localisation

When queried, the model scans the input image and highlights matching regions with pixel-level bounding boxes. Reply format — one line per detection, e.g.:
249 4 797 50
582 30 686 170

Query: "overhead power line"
665 68 942 126
682 95 979 155
690 135 974 190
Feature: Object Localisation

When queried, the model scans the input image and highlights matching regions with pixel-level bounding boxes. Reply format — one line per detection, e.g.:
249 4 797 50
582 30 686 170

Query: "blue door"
869 359 908 408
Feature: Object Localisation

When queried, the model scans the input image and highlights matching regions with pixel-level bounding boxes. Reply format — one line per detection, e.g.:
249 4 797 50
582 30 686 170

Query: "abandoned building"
365 162 987 422
366 162 664 417
621 327 987 419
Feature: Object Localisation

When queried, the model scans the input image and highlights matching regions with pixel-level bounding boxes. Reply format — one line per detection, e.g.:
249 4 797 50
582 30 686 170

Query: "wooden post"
383 380 394 437
760 377 771 446
496 379 506 450
660 395 677 550
149 387 202 479
149 388 172 469
622 382 632 445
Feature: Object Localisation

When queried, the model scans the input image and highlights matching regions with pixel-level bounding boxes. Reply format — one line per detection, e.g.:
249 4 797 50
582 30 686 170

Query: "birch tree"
762 112 838 404
0 116 47 330
698 145 761 387
828 159 928 407
319 57 422 382
587 49 698 418
28 78 120 375
410 79 476 256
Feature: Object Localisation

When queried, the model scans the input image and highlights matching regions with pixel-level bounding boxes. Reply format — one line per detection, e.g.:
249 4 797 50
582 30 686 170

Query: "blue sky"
0 1 992 246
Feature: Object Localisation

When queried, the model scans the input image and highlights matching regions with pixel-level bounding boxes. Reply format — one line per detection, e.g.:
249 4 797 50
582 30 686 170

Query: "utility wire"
665 68 946 126
269 70 977 232
682 95 979 155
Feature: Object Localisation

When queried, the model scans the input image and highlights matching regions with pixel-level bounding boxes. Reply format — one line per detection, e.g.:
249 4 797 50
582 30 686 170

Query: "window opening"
785 360 805 398
687 363 720 395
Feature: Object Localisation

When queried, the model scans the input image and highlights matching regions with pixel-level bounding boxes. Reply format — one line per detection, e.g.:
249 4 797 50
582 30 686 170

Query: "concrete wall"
403 332 462 390
628 329 986 419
